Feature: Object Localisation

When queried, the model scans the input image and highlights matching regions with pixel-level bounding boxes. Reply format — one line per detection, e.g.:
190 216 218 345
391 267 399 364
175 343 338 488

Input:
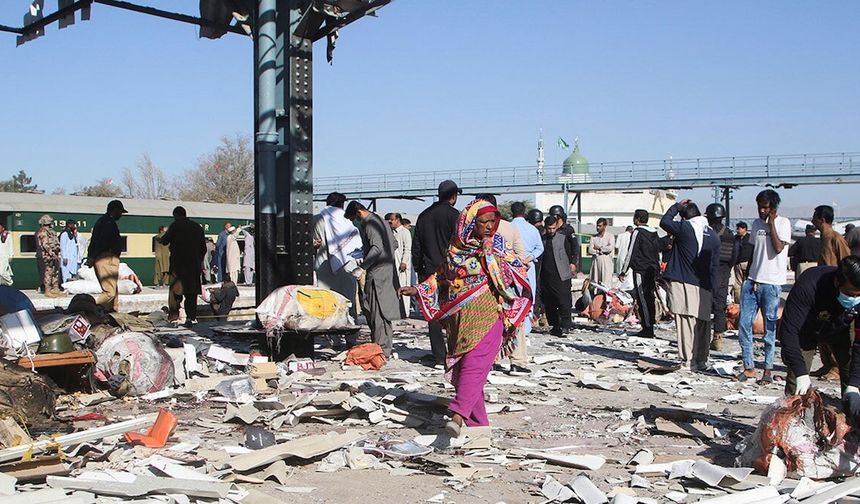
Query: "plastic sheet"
256 285 354 334
738 389 858 479
94 332 174 397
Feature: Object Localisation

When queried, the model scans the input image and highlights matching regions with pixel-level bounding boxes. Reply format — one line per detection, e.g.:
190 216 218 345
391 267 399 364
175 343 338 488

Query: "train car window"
20 235 36 253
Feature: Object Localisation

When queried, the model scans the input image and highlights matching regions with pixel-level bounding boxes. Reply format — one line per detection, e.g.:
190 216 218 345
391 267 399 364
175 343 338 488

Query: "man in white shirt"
737 190 792 385
386 213 413 316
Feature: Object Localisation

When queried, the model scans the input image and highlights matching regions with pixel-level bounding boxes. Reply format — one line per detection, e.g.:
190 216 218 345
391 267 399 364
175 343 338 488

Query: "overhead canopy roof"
198 0 391 41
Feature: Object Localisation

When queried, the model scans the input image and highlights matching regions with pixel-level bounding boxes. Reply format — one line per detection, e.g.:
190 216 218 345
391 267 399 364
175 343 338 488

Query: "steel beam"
254 0 318 307
254 0 280 304
94 0 246 35
315 173 860 201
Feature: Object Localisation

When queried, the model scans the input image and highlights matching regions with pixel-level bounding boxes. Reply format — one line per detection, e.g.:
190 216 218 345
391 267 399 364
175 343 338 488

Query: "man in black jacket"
660 200 721 370
159 206 207 327
541 215 576 336
788 224 821 276
620 209 660 338
87 200 127 312
413 180 460 365
547 205 581 275
705 203 735 351
780 257 860 415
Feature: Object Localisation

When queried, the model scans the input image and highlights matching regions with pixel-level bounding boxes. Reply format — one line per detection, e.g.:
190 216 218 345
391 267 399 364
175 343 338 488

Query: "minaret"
537 129 545 183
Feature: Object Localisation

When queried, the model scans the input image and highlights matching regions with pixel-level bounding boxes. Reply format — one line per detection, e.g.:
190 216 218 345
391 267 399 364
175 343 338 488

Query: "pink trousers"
448 318 503 427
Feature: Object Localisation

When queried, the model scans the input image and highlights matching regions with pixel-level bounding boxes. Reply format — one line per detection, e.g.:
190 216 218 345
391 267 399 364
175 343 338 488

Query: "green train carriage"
0 192 254 289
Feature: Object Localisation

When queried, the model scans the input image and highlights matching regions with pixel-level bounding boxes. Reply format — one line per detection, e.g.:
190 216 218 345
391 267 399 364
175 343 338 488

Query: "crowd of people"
0 200 253 328
4 184 860 433
313 182 860 432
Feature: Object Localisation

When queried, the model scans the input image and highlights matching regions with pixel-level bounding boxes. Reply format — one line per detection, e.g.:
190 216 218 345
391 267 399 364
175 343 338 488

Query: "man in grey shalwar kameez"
346 201 403 357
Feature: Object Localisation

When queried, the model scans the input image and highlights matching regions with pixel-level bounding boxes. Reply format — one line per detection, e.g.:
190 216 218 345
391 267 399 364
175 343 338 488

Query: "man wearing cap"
159 206 207 327
87 200 127 312
36 214 63 297
345 201 402 358
413 180 461 366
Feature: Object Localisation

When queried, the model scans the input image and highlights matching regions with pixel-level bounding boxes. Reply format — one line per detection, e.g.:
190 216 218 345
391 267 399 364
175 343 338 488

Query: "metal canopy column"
254 0 315 305
722 187 732 226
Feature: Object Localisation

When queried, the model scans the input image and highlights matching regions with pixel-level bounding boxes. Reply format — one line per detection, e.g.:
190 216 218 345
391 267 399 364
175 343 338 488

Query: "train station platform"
23 285 258 314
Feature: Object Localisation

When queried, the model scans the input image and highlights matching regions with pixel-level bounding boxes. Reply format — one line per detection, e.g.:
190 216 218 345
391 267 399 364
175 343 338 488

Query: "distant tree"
497 200 535 220
76 178 123 198
0 170 38 193
122 153 174 200
51 187 67 195
177 134 253 204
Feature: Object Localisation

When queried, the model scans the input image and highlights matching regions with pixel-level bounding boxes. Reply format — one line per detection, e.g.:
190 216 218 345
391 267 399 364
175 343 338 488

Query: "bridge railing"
314 152 859 195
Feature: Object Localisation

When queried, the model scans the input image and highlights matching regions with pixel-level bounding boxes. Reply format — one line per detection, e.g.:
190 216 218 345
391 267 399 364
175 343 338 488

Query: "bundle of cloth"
62 263 144 295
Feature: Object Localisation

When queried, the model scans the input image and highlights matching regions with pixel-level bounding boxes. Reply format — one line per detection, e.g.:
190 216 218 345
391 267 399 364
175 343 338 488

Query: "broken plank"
696 486 779 504
801 477 860 504
18 350 95 368
46 474 231 498
524 450 605 470
0 456 69 482
229 430 365 472
654 418 715 440
0 413 157 464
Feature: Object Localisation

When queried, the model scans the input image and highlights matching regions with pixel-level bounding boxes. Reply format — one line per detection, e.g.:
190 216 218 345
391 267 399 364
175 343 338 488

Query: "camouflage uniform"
36 215 61 295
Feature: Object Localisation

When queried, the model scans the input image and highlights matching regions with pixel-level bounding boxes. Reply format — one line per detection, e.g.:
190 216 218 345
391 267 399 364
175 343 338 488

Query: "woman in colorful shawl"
400 199 532 437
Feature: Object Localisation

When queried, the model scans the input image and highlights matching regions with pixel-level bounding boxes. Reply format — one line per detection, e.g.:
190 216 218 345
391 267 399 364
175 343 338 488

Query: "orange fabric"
345 343 387 370
725 303 783 334
582 294 605 321
726 303 740 330
124 408 178 448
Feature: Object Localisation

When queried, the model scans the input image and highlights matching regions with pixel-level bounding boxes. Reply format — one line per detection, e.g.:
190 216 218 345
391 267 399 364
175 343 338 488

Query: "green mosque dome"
562 143 589 175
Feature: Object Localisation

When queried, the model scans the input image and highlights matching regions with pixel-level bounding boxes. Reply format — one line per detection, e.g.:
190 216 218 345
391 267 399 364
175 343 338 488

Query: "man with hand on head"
660 199 721 371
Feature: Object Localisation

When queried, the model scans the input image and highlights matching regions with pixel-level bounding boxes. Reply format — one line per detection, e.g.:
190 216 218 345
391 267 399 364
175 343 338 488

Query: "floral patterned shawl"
416 200 532 365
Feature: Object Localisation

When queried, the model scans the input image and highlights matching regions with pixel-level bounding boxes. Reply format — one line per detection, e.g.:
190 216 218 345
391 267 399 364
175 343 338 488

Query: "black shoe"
632 329 655 338
492 364 506 373
509 364 532 376
549 327 564 337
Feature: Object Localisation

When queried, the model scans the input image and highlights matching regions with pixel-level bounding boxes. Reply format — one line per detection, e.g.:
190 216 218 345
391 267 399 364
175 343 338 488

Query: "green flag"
557 137 569 150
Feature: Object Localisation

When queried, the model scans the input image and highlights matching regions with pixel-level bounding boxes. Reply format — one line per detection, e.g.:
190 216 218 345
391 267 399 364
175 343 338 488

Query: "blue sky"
1 1 858 216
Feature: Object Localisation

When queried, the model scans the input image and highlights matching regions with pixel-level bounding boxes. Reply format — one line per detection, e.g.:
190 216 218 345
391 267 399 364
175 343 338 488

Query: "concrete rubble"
2 313 860 503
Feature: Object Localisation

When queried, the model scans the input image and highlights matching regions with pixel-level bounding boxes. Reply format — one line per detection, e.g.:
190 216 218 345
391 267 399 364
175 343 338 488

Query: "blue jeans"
738 279 781 370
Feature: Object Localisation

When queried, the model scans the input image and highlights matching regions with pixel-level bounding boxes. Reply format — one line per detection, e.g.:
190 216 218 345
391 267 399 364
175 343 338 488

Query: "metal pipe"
255 0 278 304
94 0 246 35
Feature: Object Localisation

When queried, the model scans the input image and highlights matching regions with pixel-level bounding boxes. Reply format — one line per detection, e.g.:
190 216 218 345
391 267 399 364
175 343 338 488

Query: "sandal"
757 372 773 386
735 370 755 382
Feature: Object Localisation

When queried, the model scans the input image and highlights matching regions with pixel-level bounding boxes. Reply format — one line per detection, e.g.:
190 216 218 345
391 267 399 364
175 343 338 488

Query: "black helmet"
548 205 566 218
526 209 544 224
705 203 726 220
